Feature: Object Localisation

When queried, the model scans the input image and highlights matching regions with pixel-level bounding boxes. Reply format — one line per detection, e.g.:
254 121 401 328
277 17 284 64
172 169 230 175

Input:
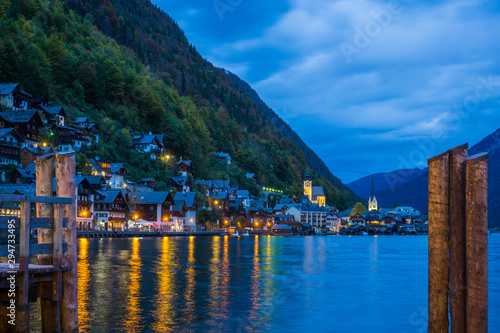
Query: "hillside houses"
72 117 100 143
215 152 231 164
177 158 194 175
0 83 30 110
131 132 165 159
0 110 44 142
172 191 197 231
38 105 66 126
20 146 53 168
127 191 174 231
94 190 129 231
0 128 24 165
0 83 104 157
168 176 191 191
54 124 90 151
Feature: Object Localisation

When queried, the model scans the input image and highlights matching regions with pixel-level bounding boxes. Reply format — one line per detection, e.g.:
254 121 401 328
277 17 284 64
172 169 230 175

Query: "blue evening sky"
152 0 500 183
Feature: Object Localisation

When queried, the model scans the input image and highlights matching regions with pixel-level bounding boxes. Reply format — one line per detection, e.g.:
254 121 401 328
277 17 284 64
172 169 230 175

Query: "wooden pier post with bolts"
36 154 59 332
56 151 79 332
428 151 450 333
465 153 488 333
428 145 488 333
449 144 468 333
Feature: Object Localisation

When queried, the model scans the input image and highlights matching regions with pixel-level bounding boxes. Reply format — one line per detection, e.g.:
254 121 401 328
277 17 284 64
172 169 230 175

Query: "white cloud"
196 0 500 181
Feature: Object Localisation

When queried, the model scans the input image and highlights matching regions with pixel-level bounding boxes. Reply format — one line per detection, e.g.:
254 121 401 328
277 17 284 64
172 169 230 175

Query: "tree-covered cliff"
0 0 362 209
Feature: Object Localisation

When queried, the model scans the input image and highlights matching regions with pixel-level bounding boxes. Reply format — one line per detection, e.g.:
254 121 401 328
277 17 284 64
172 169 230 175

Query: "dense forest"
0 0 362 209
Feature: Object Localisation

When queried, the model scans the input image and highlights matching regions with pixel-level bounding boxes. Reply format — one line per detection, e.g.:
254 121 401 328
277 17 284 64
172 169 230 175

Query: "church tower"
303 172 312 201
368 174 378 211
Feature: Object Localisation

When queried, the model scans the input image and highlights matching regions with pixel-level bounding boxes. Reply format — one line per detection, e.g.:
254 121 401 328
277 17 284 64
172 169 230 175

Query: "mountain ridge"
347 168 426 200
356 129 500 228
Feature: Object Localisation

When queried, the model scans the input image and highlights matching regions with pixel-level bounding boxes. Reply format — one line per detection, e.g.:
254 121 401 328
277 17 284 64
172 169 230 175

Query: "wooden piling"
465 153 488 333
35 154 59 331
56 152 79 332
449 144 468 333
15 202 30 332
428 151 450 333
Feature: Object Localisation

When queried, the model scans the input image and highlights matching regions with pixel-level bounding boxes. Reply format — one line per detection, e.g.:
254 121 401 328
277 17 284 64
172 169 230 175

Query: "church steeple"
303 172 312 201
370 174 376 200
368 174 378 211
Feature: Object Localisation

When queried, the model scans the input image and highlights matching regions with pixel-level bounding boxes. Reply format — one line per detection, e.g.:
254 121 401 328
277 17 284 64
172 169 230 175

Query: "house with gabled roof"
53 124 89 151
31 95 49 109
177 157 194 176
71 117 100 143
127 191 175 230
0 83 31 110
74 176 98 230
20 146 53 168
108 163 127 188
83 175 107 191
326 211 340 232
215 152 231 164
195 179 231 192
300 205 329 232
167 176 191 192
206 190 230 213
131 132 164 159
38 105 66 126
173 191 197 231
139 177 156 189
94 190 129 231
73 117 89 126
9 163 36 184
0 110 44 142
0 128 24 165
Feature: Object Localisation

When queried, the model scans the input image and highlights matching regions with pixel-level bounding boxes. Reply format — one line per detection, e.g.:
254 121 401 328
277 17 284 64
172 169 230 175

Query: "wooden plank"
0 194 72 204
449 144 468 333
0 264 72 278
428 151 450 333
0 243 68 257
466 153 488 333
0 217 68 229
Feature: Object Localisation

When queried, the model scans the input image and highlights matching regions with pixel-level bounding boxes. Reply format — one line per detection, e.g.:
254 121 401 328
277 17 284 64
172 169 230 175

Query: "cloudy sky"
152 0 500 183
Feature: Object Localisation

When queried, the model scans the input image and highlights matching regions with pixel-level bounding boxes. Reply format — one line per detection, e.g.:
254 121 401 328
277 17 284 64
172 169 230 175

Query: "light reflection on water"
124 237 142 331
152 236 176 332
27 235 500 332
78 238 91 332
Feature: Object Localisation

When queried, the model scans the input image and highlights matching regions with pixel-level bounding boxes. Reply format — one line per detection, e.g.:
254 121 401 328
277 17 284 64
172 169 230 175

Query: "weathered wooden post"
35 154 59 331
15 201 30 332
428 151 450 333
465 153 488 333
449 144 468 333
56 152 79 332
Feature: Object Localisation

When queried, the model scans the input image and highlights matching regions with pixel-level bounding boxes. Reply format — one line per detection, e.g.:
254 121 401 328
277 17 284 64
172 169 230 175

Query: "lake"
30 234 500 332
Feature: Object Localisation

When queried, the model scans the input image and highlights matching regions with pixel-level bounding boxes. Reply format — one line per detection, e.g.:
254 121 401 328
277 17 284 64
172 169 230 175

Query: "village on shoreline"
0 82 429 237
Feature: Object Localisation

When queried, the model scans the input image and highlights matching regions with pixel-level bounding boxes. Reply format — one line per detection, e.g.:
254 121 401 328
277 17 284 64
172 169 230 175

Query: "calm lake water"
30 234 500 332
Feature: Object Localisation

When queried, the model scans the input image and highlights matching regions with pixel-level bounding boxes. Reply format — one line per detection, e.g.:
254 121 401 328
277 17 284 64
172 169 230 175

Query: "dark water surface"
31 234 500 332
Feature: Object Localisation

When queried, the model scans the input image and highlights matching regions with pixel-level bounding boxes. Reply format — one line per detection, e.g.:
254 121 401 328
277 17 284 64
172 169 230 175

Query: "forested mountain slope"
0 0 361 209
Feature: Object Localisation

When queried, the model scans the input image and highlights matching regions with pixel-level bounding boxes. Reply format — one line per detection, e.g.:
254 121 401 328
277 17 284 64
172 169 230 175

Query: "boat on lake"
242 230 250 236
231 230 239 237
